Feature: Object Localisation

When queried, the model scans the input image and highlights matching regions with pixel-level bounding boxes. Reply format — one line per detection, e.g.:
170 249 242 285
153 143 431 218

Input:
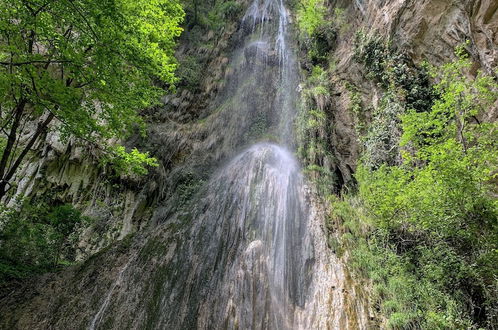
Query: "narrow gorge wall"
307 0 498 186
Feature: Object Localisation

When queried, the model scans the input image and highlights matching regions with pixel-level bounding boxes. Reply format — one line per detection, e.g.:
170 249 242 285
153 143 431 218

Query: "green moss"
144 263 177 329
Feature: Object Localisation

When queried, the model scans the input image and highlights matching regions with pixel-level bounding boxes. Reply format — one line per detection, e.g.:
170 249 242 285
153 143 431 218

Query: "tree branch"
0 99 27 181
4 112 55 184
34 0 55 16
0 60 73 66
64 0 98 40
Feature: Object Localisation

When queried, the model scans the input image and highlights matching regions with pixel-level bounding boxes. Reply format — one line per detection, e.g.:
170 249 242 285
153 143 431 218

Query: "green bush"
218 1 242 19
296 0 327 37
177 55 204 90
0 200 90 284
332 51 498 328
296 0 339 67
353 32 436 113
183 0 242 30
361 90 404 169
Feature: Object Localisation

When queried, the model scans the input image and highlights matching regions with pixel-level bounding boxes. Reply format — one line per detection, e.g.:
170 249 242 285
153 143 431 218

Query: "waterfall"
149 0 359 328
89 261 131 330
88 0 367 328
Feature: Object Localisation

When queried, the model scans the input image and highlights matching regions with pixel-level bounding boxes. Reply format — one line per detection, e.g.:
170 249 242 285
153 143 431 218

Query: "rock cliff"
1 0 496 328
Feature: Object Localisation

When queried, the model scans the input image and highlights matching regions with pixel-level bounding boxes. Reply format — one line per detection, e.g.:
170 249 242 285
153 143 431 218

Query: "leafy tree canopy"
0 0 184 197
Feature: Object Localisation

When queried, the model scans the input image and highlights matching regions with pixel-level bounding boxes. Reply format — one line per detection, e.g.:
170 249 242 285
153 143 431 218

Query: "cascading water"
86 0 368 329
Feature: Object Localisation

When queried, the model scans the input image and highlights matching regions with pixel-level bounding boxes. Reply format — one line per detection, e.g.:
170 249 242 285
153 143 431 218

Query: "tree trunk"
193 0 198 25
0 99 27 198
0 112 55 200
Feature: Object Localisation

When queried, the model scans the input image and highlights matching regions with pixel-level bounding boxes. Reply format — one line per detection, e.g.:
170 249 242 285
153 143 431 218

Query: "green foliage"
297 66 330 155
0 200 91 283
332 8 349 34
177 54 204 90
296 65 339 194
182 0 242 30
303 66 330 110
353 32 388 82
303 163 335 195
295 1 339 67
216 1 243 20
176 0 242 90
308 65 328 85
354 31 436 113
346 83 362 116
199 1 242 31
345 82 366 137
361 90 404 169
0 0 184 195
176 172 205 207
296 0 327 36
334 53 498 328
352 33 446 169
104 146 158 176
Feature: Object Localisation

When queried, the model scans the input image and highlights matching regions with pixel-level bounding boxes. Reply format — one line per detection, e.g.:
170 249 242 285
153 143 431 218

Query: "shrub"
296 0 327 37
353 31 436 113
0 200 90 283
333 51 498 328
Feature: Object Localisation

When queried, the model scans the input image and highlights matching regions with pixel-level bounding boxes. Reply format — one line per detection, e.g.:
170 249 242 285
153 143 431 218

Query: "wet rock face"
244 41 279 66
144 0 368 326
150 144 351 329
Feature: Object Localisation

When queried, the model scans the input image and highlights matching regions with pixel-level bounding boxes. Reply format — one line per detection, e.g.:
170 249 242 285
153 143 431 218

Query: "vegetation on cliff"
336 43 498 328
295 3 497 327
0 0 184 281
0 0 496 328
0 200 89 284
294 0 346 195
